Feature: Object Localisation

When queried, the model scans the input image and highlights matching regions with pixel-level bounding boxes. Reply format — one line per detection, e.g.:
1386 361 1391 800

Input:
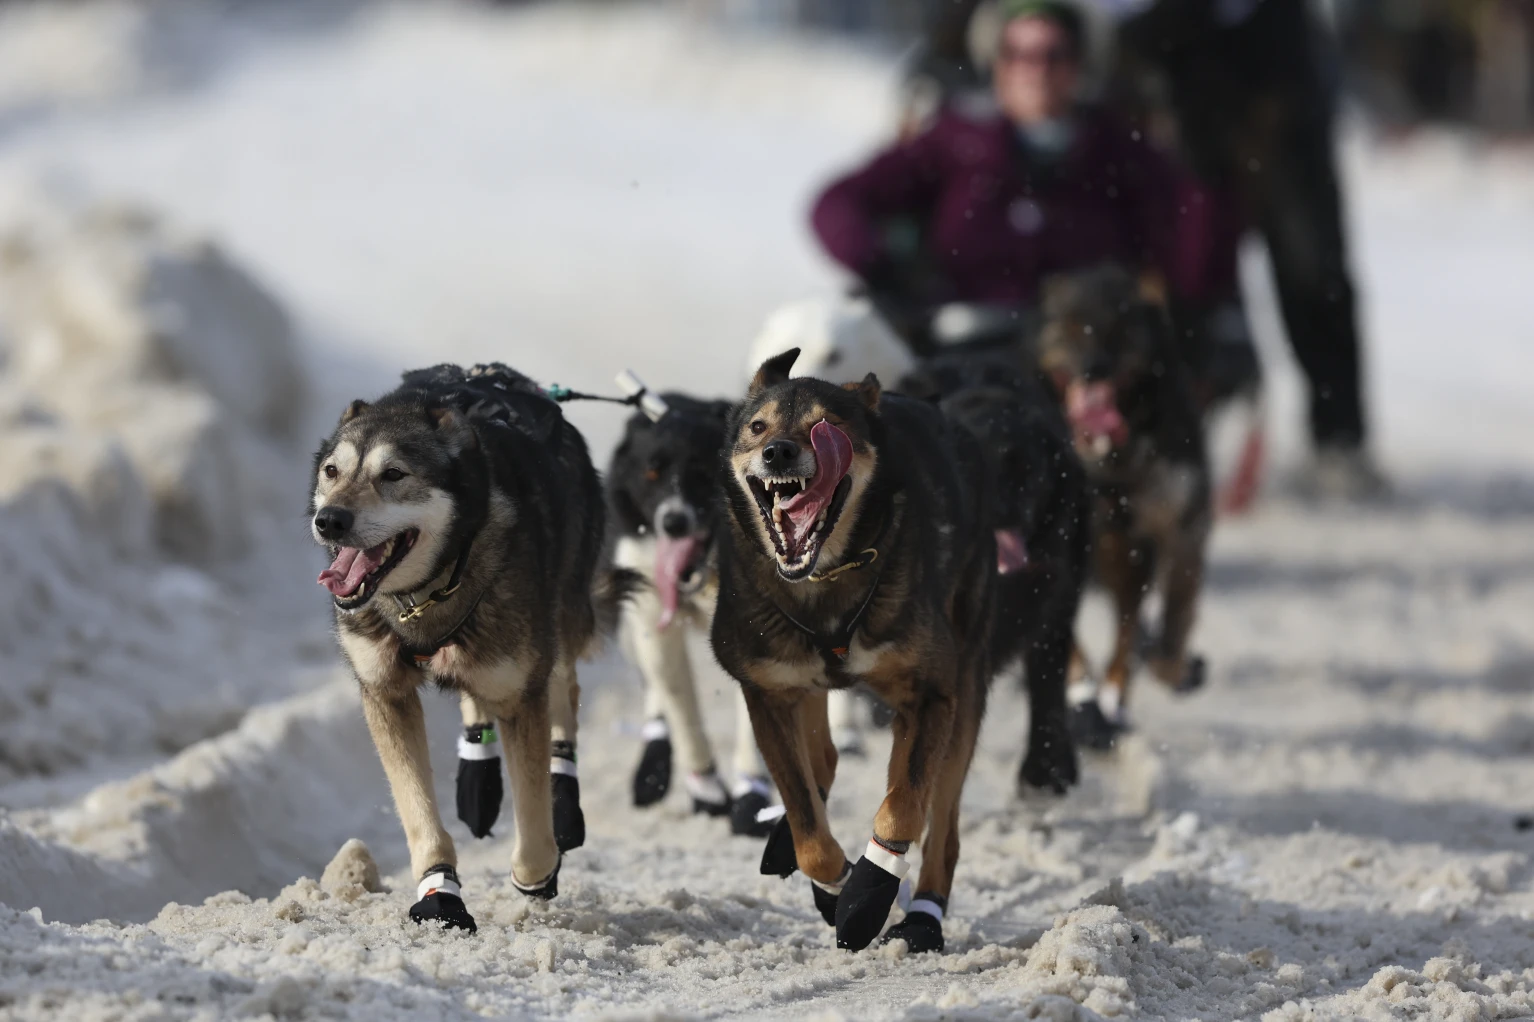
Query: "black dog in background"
902 352 1089 795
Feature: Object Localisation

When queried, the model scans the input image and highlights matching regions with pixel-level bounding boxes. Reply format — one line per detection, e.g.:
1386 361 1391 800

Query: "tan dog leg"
360 686 454 881
624 594 715 776
1096 529 1152 719
547 658 586 852
743 685 846 886
500 693 561 895
873 688 954 847
1147 526 1209 691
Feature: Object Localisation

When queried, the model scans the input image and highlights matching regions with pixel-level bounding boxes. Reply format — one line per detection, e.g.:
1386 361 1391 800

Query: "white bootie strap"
811 861 854 896
730 775 772 801
755 803 787 826
685 770 729 806
550 757 578 778
511 856 560 895
417 868 462 901
861 838 910 880
641 718 670 742
907 898 945 923
458 731 500 761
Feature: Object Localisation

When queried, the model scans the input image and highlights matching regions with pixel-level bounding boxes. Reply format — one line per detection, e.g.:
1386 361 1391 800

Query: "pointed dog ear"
339 399 369 425
430 406 480 448
841 372 881 412
748 348 799 397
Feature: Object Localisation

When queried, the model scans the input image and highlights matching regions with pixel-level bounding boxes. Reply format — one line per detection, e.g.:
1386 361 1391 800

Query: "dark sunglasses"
998 44 1075 68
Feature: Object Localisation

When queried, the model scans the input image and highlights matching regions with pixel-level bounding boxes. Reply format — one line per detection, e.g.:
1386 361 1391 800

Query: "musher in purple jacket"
811 0 1180 346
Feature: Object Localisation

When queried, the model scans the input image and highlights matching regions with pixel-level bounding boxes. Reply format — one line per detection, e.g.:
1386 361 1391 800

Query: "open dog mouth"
745 420 854 581
318 529 419 609
1065 380 1129 458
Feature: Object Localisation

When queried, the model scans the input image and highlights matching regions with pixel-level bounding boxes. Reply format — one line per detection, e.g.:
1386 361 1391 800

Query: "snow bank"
0 192 323 789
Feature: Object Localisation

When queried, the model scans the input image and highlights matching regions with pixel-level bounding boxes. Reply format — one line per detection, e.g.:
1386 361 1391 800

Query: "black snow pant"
1125 0 1368 449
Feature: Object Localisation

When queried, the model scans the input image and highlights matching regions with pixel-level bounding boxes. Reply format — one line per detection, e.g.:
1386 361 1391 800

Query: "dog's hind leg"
837 679 956 952
499 692 562 899
455 693 503 839
547 658 585 852
885 691 982 954
360 687 474 932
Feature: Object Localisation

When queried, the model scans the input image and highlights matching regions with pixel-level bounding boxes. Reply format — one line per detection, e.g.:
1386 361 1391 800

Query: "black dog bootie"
835 839 909 951
632 718 673 807
456 723 503 838
730 776 779 838
551 741 585 852
882 891 946 953
409 863 476 933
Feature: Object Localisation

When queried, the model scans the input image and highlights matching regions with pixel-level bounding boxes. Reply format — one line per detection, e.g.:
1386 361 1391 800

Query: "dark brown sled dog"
710 349 995 954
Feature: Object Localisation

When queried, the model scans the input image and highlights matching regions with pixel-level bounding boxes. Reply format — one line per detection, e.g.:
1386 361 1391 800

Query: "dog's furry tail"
585 566 646 657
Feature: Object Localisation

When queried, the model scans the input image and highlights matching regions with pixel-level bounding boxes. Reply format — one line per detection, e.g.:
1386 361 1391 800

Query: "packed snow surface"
1 3 1533 1020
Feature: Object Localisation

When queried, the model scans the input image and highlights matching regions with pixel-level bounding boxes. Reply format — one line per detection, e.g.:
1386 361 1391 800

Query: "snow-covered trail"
1 3 1533 1020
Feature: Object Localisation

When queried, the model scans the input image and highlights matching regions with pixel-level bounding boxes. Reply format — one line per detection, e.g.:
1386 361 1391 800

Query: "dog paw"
883 911 944 954
835 841 908 951
758 812 798 878
631 725 672 808
455 726 503 838
1018 727 1079 795
409 865 476 933
511 856 561 902
730 778 778 838
551 771 585 852
686 770 732 818
1149 653 1207 695
812 880 840 927
1068 701 1125 752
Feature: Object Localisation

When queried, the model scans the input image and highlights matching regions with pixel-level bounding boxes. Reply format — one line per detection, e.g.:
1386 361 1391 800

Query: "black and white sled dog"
311 363 621 932
606 393 778 838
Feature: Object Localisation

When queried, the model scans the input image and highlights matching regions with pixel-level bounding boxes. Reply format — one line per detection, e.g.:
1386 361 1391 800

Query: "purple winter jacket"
811 103 1181 308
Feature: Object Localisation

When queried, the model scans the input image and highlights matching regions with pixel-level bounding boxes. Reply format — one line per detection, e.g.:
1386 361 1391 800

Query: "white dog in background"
745 296 916 755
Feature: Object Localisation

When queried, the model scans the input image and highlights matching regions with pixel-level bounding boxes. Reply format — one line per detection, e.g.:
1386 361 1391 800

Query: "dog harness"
763 506 899 673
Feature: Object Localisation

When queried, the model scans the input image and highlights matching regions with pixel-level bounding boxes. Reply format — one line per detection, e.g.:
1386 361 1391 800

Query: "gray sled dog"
310 363 621 932
605 393 778 837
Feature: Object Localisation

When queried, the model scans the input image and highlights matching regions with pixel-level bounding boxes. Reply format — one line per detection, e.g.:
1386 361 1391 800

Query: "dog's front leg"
498 688 562 899
742 684 849 920
834 681 955 951
359 686 474 931
1148 523 1209 694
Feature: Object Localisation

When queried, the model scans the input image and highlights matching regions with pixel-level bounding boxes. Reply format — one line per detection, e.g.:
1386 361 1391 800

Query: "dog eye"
749 420 766 435
381 468 406 482
323 464 338 479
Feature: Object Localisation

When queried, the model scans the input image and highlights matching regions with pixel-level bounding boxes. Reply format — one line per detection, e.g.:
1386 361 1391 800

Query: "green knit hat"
995 0 1086 58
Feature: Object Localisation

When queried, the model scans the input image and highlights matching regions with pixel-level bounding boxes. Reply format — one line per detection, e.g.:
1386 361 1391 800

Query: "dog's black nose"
314 506 354 541
661 511 692 538
761 439 800 470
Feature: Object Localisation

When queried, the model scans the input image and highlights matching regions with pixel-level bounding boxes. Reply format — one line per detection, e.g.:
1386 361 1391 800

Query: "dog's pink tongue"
780 420 852 535
317 545 383 597
653 534 700 631
995 529 1029 575
1066 381 1128 447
